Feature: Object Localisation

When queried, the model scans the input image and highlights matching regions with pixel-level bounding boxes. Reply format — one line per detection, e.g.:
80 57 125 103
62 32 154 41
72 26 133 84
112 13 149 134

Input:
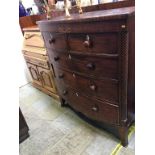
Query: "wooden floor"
19 84 135 155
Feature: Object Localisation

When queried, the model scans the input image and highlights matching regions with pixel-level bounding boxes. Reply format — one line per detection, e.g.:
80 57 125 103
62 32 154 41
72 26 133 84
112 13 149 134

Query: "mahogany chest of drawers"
38 6 135 146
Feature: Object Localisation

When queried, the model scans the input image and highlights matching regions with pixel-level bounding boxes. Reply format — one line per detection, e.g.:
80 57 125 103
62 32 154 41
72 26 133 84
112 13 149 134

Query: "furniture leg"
118 126 128 147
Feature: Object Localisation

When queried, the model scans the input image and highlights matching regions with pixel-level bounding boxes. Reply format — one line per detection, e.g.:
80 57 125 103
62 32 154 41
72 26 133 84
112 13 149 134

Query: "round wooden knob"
63 90 68 95
49 37 55 44
86 63 95 70
72 74 76 78
54 56 59 61
59 73 64 78
92 106 98 112
90 84 96 91
68 54 72 60
83 40 90 48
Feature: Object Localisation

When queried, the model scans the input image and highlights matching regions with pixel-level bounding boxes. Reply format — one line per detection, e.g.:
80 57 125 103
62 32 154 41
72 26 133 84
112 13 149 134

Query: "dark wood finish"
55 68 119 105
59 87 119 125
38 7 134 25
38 6 135 147
42 33 67 50
19 108 29 143
48 51 119 80
68 33 118 54
127 14 135 115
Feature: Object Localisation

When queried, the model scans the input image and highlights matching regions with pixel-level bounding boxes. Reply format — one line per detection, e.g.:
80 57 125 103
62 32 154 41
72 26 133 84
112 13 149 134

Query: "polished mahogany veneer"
38 6 135 146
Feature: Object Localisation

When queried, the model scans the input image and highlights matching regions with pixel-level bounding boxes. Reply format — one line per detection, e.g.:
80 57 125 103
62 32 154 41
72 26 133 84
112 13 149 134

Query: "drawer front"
48 51 119 80
48 50 71 70
55 68 119 105
42 32 67 51
23 51 48 61
68 33 118 54
22 46 47 55
57 85 119 125
24 55 49 69
24 32 44 48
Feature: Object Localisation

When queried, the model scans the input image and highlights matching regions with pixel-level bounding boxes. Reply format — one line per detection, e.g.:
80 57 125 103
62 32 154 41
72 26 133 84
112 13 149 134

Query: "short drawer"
68 33 118 54
57 86 119 125
23 32 45 48
42 32 67 51
23 51 48 61
55 68 119 105
49 51 119 80
24 55 49 69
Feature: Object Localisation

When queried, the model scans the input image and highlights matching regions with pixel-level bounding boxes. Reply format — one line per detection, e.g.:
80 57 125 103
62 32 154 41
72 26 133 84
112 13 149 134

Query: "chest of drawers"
38 6 135 146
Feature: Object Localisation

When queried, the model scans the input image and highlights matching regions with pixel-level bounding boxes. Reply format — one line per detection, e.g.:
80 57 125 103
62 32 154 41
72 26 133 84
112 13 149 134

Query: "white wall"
22 0 35 9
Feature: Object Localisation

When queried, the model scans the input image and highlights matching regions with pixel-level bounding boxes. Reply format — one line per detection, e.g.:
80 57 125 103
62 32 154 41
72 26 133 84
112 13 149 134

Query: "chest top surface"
37 6 134 25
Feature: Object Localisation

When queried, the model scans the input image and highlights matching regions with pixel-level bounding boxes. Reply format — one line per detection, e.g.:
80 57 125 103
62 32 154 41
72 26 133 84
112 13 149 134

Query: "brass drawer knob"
54 56 59 61
63 90 68 95
49 37 55 44
59 73 64 78
90 84 96 91
86 63 95 70
92 106 98 112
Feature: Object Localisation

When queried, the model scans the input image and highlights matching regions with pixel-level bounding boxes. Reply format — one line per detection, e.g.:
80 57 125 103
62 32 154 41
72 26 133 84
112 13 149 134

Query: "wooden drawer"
23 51 48 61
22 46 46 55
57 85 119 125
42 32 67 51
55 68 119 105
68 33 118 54
24 55 49 69
23 32 45 48
49 51 119 80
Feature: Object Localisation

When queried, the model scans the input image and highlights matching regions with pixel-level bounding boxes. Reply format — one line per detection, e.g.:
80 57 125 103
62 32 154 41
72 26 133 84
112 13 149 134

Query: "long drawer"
48 50 119 80
55 68 119 105
68 33 118 54
56 85 119 125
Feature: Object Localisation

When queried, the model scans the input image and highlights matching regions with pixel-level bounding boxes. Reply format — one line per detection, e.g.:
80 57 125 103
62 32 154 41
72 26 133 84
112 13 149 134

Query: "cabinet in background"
22 26 59 100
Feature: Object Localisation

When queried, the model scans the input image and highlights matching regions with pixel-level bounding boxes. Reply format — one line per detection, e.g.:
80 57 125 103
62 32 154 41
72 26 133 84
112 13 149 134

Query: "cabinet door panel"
37 67 56 93
27 63 42 86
